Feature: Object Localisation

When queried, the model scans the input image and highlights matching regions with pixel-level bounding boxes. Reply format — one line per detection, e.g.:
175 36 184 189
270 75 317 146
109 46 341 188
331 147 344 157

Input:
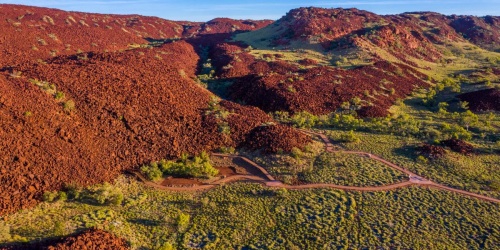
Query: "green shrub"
42 191 58 202
272 111 291 123
57 191 68 201
156 152 219 178
177 212 190 230
54 91 65 100
340 130 360 143
141 164 163 181
63 100 75 112
290 147 303 159
0 221 11 242
53 221 65 236
291 111 318 128
64 183 81 200
219 146 236 154
112 193 124 205
218 122 231 135
81 182 124 205
158 242 175 250
489 180 500 192
74 209 115 228
416 155 429 164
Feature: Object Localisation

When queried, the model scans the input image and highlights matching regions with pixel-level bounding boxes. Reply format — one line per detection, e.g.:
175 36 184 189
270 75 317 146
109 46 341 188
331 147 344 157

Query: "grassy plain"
3 177 499 249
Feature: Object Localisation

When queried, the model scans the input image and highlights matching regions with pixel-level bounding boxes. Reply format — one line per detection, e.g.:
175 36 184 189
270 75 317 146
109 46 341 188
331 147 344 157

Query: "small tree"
460 110 478 131
340 130 360 143
350 97 362 111
42 191 58 202
291 111 318 128
158 242 175 250
0 221 11 242
177 213 190 230
140 164 163 181
437 102 449 116
63 99 75 113
459 101 469 111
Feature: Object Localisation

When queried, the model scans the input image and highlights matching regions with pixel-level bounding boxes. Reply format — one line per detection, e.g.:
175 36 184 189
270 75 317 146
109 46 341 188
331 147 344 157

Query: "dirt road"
128 130 500 204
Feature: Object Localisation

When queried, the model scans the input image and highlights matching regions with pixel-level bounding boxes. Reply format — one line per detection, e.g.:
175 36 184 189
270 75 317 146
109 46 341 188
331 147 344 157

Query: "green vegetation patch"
141 151 218 181
300 152 407 186
327 130 500 199
4 177 500 249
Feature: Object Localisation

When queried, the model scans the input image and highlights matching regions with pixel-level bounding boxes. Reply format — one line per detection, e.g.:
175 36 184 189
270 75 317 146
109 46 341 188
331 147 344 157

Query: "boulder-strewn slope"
0 5 279 215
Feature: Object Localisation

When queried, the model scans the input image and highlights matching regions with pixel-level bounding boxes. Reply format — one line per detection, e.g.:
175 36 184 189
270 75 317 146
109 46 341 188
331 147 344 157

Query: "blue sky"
1 0 499 21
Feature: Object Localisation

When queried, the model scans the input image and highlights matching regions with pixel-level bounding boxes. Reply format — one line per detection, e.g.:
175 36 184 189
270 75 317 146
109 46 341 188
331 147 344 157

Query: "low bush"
141 152 219 180
140 163 163 181
160 152 218 178
290 111 318 128
42 191 59 202
63 99 75 112
78 182 124 205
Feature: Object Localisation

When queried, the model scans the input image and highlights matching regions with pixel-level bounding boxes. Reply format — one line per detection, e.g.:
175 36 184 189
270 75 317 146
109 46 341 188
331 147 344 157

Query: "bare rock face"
244 125 311 153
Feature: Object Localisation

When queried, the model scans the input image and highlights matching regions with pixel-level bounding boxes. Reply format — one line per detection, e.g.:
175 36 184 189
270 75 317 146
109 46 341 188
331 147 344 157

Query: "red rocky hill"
0 39 309 215
0 4 272 66
238 7 500 57
0 5 277 216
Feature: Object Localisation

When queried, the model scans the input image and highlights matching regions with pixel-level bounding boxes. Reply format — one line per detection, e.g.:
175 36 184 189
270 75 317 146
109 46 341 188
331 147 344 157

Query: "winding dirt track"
128 130 500 204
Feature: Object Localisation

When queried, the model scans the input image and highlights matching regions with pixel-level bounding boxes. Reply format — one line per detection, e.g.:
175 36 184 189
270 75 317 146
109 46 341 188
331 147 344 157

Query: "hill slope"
0 5 279 215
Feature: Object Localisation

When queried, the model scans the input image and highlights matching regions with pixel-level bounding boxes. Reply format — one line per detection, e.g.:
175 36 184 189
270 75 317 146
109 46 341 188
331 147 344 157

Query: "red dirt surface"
0 41 215 214
162 176 204 186
410 12 464 44
243 125 311 153
442 139 475 155
196 18 272 35
457 88 500 112
47 229 129 250
228 60 429 117
0 229 129 250
418 144 447 159
245 7 499 67
273 7 380 46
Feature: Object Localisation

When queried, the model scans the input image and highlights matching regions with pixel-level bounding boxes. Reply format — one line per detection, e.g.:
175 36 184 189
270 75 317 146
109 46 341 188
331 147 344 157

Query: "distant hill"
236 7 500 57
0 4 272 65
